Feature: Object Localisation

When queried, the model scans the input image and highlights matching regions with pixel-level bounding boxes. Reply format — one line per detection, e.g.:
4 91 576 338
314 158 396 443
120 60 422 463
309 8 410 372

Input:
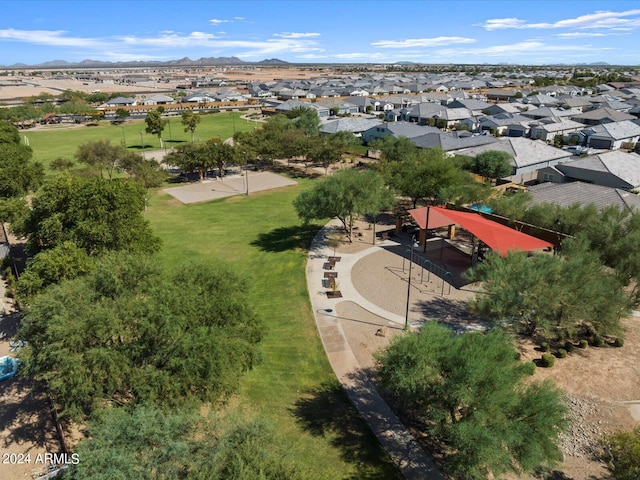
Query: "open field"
23 111 259 170
145 184 401 479
0 67 342 102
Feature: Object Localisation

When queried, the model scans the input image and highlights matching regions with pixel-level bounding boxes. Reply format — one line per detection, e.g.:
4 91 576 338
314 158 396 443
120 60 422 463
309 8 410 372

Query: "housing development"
2 19 640 480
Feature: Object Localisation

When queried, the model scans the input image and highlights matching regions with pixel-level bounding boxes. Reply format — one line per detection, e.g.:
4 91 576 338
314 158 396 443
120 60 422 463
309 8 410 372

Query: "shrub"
541 353 555 368
578 339 589 349
556 348 567 358
614 337 624 348
521 361 536 375
592 336 605 347
564 341 574 353
602 427 640 480
540 341 550 352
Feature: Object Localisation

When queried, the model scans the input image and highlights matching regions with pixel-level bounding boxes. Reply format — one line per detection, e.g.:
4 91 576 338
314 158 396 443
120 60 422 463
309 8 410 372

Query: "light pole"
244 151 249 195
404 235 416 331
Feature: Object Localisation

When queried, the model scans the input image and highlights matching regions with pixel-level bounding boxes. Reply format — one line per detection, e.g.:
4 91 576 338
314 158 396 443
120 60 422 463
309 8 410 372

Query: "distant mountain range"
1 57 619 69
1 57 291 69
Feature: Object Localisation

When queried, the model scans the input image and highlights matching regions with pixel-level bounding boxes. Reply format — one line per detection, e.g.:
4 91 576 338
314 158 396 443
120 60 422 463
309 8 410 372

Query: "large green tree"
376 323 567 479
62 406 307 480
17 241 93 298
469 150 514 180
466 239 629 339
19 254 264 420
0 120 44 198
181 108 201 142
369 135 418 163
144 109 168 148
385 148 475 208
293 168 391 241
23 175 161 255
74 139 128 179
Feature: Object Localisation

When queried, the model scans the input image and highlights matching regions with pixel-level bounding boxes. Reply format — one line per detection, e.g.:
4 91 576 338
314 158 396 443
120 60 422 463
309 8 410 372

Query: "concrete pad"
163 172 297 204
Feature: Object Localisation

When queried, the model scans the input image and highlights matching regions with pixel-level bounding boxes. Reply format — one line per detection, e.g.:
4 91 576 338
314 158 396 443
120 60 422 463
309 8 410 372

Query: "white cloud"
555 32 607 38
333 52 387 60
274 32 321 38
209 18 232 25
371 36 476 48
116 31 220 47
436 40 612 60
0 28 102 47
479 9 640 31
296 53 329 59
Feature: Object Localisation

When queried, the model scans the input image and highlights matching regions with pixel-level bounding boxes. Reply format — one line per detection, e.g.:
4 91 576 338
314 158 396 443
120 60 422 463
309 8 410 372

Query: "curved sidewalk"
306 220 444 480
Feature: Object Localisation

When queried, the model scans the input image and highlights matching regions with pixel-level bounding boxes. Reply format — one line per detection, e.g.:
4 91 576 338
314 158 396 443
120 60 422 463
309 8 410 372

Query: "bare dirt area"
0 309 61 479
330 227 639 480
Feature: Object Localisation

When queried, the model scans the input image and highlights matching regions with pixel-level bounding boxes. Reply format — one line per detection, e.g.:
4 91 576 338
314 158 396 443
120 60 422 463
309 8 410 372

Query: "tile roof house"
528 181 640 211
410 131 499 152
581 120 640 149
570 107 636 126
528 117 585 142
141 94 175 106
274 99 330 117
319 117 382 137
105 96 137 107
362 122 439 144
478 113 533 136
458 137 572 184
537 150 640 190
521 107 581 120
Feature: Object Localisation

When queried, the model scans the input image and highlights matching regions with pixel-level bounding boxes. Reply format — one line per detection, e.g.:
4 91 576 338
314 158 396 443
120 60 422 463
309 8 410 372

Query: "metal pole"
244 152 249 195
404 235 415 331
423 205 431 253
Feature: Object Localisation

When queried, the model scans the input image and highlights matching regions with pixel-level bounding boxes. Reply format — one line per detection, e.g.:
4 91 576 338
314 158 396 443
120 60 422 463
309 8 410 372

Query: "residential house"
580 120 640 149
527 181 640 211
458 137 572 184
478 113 533 136
536 151 640 190
182 91 216 103
105 97 136 107
274 99 330 117
141 94 175 106
316 99 360 115
410 131 499 153
483 103 527 116
362 122 439 144
528 117 585 142
448 98 492 115
521 107 580 120
485 89 519 102
319 117 383 137
523 94 562 107
570 107 636 126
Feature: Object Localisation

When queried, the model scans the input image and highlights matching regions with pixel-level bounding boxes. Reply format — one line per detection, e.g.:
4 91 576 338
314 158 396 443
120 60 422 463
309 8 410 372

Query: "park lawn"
146 182 401 479
23 111 256 171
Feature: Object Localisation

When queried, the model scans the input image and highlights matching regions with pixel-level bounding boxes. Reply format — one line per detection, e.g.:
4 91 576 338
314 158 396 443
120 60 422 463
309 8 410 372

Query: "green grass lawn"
146 182 401 479
24 111 256 170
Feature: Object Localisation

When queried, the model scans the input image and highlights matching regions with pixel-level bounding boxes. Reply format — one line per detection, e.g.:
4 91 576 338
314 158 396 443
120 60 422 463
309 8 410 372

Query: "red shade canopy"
408 206 554 256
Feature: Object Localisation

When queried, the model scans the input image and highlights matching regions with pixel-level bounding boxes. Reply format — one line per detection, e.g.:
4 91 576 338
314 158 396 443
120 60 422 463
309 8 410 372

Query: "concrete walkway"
306 219 445 480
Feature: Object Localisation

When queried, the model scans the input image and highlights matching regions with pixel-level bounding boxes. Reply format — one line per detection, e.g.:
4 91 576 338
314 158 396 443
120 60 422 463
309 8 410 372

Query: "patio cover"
408 206 554 256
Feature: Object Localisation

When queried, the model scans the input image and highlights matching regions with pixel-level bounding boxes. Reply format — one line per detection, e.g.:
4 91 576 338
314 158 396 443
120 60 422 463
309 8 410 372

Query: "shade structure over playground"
408 206 554 256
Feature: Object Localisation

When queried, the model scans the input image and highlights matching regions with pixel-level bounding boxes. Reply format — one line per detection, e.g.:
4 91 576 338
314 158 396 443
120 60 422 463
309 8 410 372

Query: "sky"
0 1 639 66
